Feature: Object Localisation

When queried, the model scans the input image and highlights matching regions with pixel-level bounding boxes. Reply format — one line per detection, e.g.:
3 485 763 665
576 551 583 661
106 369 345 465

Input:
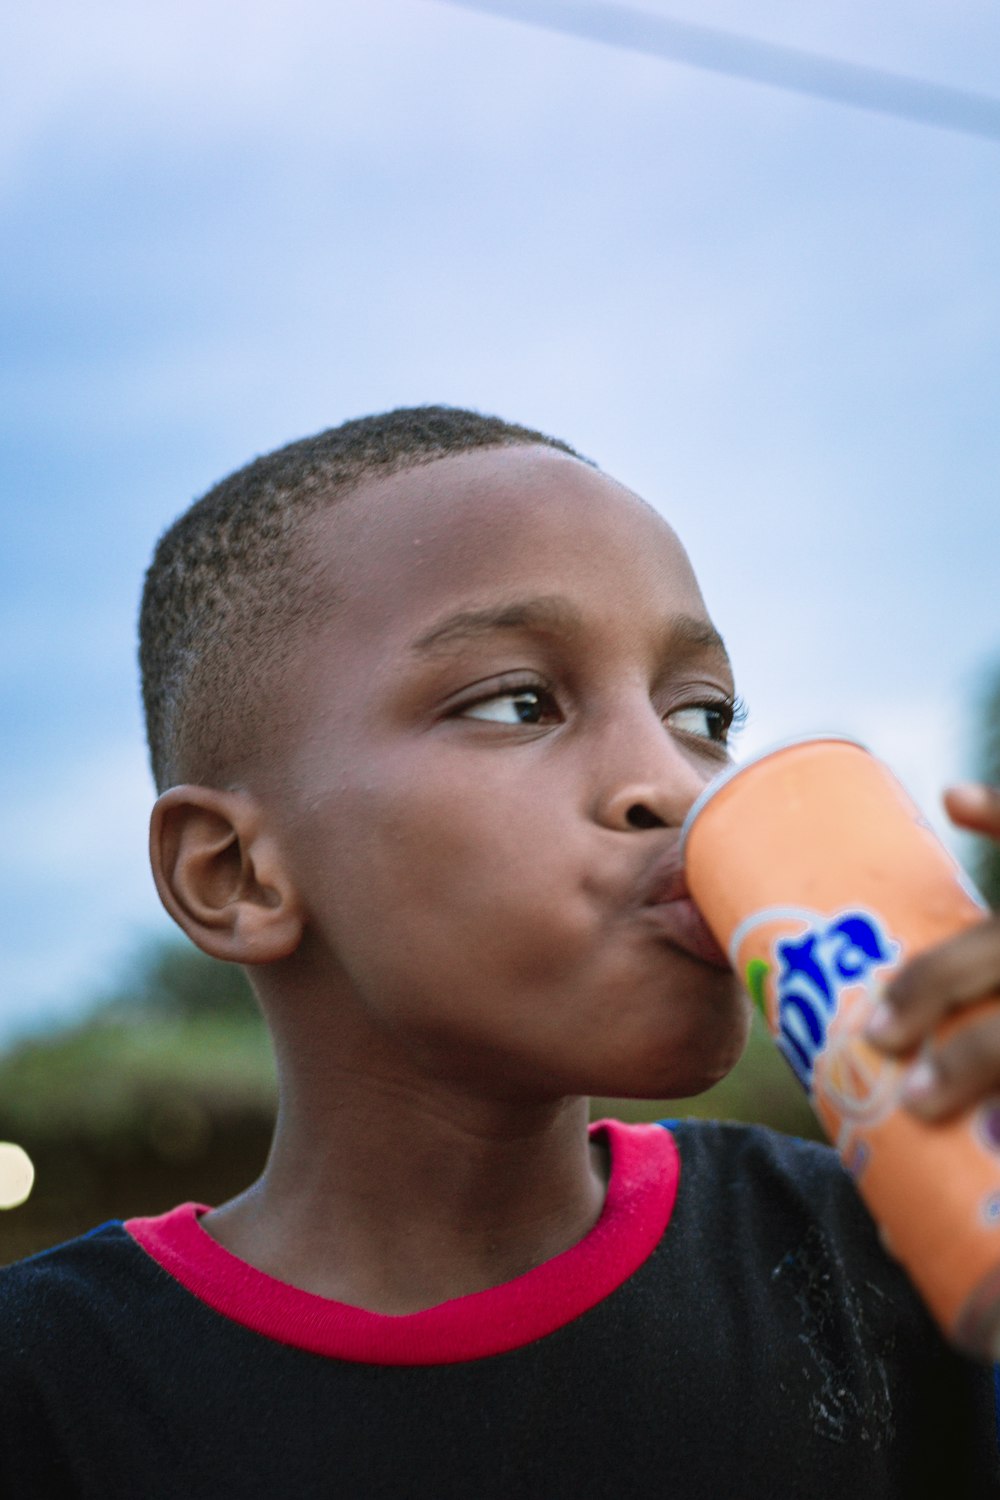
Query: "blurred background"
2 0 998 1261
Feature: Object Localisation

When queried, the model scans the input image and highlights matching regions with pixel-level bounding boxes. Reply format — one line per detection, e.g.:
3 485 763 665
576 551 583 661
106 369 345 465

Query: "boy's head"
142 407 749 1103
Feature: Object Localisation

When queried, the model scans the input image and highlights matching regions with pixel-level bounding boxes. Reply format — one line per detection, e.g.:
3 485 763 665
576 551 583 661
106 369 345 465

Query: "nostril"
626 804 666 831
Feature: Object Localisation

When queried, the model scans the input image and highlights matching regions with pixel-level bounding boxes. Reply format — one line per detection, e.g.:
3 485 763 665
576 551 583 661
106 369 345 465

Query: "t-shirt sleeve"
0 1264 79 1495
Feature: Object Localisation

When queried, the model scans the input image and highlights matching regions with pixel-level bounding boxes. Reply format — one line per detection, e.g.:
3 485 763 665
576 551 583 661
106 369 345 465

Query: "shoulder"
667 1116 861 1219
662 1118 908 1315
661 1118 958 1357
659 1119 974 1386
0 1218 139 1289
0 1221 154 1366
655 1121 999 1487
667 1113 836 1173
0 1224 156 1485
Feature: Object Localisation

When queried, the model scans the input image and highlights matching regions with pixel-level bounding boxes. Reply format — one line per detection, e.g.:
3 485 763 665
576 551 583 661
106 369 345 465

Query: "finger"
866 917 1000 1052
943 782 1000 840
901 1011 1000 1121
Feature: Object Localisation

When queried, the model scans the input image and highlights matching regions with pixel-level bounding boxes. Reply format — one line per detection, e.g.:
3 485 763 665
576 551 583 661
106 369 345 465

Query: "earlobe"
149 786 304 964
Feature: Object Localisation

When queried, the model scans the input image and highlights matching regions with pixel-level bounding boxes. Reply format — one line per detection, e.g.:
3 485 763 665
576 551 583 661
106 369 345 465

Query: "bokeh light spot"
0 1143 35 1209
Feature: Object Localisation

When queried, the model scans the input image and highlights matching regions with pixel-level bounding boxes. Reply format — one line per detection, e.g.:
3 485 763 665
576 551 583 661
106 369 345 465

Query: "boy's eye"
669 702 735 743
461 688 558 725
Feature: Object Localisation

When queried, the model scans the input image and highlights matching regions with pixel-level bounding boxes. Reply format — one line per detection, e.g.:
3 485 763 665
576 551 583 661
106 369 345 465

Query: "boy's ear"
149 786 304 965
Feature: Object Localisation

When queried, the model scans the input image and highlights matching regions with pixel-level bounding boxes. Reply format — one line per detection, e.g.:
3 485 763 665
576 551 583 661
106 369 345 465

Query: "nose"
593 703 716 833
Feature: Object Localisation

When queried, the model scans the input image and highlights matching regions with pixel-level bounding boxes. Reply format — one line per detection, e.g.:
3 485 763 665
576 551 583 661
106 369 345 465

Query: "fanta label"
732 905 899 1083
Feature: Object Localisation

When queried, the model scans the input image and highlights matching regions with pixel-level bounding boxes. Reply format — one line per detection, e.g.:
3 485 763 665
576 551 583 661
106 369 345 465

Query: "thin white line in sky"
434 0 1000 142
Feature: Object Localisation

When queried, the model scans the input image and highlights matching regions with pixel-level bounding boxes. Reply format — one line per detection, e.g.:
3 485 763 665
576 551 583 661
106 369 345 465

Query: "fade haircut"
139 404 590 792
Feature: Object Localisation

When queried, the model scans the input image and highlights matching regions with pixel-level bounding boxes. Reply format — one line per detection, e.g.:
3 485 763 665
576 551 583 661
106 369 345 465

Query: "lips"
638 847 731 970
642 895 731 968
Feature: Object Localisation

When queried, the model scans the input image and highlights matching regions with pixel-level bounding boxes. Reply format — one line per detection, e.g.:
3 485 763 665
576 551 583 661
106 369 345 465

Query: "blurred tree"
0 942 273 1145
95 938 261 1022
0 938 276 1263
973 660 1000 908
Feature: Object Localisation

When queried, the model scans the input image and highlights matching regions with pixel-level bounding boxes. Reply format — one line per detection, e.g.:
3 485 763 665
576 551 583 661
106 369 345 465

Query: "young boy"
3 406 1000 1496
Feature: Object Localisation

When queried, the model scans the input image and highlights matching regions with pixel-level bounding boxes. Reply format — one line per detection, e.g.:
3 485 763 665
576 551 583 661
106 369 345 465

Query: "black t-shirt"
1 1119 997 1498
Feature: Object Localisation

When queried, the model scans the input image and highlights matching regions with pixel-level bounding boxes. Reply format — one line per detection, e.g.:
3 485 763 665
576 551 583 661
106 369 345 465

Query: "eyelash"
454 680 560 727
700 694 748 742
458 681 748 743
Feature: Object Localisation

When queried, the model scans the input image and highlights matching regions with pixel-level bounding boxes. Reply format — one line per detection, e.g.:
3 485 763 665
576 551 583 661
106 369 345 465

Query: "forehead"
302 445 707 639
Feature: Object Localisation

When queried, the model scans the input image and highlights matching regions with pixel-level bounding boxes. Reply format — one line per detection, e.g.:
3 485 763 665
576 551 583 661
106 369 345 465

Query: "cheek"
292 759 593 973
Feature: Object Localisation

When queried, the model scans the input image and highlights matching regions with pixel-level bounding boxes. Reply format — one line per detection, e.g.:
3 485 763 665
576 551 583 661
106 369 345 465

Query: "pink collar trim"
125 1118 678 1365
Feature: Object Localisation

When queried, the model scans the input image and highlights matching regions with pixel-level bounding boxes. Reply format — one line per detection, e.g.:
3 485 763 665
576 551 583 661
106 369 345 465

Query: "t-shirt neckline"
125 1118 678 1365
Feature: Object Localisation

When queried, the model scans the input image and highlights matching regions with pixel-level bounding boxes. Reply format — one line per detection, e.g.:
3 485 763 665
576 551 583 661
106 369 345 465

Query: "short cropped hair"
139 404 590 792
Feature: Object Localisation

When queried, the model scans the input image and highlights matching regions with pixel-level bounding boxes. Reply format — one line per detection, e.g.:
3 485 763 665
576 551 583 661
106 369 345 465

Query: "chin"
586 1046 747 1105
624 994 753 1102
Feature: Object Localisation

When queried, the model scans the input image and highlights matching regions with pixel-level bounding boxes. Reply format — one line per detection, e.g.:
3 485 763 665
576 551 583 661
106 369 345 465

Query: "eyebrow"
410 594 731 666
411 597 584 653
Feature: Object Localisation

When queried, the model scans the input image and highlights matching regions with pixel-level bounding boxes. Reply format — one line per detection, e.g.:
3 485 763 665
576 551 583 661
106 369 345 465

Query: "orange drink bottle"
681 735 1000 1361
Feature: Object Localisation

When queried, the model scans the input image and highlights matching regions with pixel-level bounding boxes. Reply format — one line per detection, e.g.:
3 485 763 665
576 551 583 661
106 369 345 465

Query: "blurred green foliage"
0 942 275 1148
89 939 263 1023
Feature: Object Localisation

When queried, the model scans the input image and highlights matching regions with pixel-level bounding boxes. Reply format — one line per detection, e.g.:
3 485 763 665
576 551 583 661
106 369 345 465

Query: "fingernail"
866 1002 896 1041
904 1059 939 1103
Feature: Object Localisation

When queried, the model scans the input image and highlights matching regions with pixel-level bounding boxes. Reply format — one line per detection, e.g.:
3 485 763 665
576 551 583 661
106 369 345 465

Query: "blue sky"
2 0 998 1044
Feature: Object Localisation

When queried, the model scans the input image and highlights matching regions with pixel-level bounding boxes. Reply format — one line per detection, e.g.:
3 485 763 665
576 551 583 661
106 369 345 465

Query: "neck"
202 1064 608 1315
